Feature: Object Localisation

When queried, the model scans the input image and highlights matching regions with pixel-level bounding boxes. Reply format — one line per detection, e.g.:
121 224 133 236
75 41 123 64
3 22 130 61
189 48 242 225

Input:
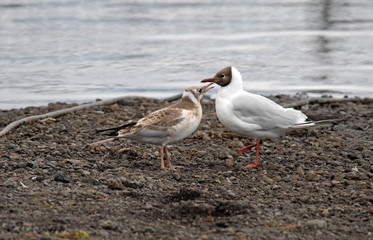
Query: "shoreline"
1 88 372 111
1 94 372 239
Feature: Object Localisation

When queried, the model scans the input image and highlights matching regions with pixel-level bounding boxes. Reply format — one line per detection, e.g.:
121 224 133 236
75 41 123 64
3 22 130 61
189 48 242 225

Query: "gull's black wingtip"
96 122 137 136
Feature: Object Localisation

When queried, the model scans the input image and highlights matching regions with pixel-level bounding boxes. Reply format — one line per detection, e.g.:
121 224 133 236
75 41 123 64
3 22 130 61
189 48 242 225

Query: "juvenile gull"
97 84 213 170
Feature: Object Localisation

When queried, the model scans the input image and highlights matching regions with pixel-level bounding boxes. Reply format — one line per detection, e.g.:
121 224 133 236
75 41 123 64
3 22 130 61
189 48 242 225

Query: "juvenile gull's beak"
202 83 214 93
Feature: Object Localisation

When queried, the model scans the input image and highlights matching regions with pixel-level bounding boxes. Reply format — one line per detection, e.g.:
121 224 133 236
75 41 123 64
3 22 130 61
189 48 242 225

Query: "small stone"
3 178 19 188
9 153 22 160
216 221 229 228
305 219 327 229
367 206 373 214
347 153 358 160
331 180 341 186
362 163 370 170
263 175 274 184
296 167 304 176
235 140 244 148
272 176 282 182
306 170 321 181
361 150 372 159
227 191 236 198
202 134 211 141
108 179 124 190
172 172 181 181
143 203 153 210
101 220 118 230
225 158 234 167
41 117 56 123
219 152 231 160
54 171 71 183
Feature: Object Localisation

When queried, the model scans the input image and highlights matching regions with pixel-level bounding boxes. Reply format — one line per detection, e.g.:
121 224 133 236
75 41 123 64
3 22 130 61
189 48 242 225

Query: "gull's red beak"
201 78 215 83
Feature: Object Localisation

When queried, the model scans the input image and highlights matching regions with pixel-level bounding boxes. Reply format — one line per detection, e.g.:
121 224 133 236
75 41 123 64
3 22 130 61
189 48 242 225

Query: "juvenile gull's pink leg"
160 146 165 169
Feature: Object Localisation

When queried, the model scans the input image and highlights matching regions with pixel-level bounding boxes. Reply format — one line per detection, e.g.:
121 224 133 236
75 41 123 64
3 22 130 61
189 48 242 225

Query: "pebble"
202 134 211 141
225 158 234 167
107 179 124 190
216 221 229 228
54 171 71 183
3 178 19 188
101 220 118 230
305 219 327 229
272 176 282 182
296 167 304 176
227 191 236 198
306 170 321 181
361 150 371 159
172 172 181 181
262 175 274 184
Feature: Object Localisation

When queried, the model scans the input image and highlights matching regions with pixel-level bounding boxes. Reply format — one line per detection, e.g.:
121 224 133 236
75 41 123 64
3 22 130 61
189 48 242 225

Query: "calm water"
1 0 373 109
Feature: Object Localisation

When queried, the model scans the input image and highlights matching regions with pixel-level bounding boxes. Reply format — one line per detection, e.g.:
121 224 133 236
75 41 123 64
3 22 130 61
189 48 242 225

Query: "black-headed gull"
97 84 213 170
202 66 320 168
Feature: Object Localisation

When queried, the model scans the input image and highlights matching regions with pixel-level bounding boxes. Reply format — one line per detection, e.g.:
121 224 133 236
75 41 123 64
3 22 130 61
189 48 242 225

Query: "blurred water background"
0 0 372 109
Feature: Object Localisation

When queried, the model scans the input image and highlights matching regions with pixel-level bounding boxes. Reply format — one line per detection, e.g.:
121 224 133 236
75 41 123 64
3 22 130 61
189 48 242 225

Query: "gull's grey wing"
231 92 307 131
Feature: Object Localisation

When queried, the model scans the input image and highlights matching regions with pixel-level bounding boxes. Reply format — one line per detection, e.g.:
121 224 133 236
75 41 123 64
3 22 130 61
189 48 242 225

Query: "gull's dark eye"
197 88 202 93
219 74 225 78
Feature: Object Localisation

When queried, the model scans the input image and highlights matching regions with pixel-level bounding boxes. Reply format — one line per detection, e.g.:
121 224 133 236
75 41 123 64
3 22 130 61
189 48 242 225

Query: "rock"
9 153 22 160
227 191 236 198
3 178 19 188
296 167 304 176
172 172 181 181
306 170 321 181
108 179 124 190
143 203 153 210
216 221 229 228
202 134 211 141
368 206 373 214
54 171 71 183
272 175 282 182
101 220 118 230
228 139 243 148
121 178 144 189
262 175 274 184
225 158 234 167
305 219 327 229
347 152 358 160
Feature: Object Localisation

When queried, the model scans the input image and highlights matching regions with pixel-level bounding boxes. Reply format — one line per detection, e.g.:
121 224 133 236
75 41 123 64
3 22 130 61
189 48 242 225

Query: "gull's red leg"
237 143 257 154
245 140 262 168
238 140 263 154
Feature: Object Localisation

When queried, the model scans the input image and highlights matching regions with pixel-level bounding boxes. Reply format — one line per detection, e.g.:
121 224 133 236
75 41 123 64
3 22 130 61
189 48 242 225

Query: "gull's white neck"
182 91 199 104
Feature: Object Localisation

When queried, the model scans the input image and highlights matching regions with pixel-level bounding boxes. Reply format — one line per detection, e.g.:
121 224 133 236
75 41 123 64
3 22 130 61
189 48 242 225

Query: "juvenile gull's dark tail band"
96 122 136 136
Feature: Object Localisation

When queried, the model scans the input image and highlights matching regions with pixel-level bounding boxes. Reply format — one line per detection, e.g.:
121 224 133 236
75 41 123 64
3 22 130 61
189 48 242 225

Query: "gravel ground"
0 95 372 240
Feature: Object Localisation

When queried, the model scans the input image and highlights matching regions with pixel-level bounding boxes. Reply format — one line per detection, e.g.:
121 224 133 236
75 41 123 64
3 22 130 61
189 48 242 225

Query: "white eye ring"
219 74 225 78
